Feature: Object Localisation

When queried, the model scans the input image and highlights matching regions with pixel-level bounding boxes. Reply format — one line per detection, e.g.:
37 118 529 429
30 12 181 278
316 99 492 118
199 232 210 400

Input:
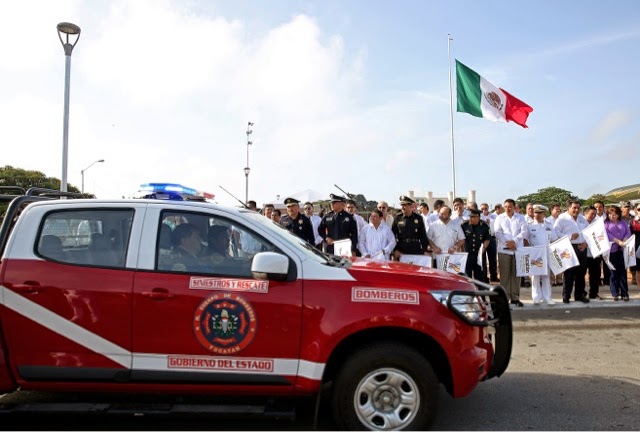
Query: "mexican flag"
456 60 533 128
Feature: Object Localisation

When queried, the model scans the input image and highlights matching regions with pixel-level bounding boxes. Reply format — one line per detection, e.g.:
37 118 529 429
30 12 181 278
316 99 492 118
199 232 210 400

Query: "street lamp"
57 22 81 192
81 159 104 194
245 122 253 205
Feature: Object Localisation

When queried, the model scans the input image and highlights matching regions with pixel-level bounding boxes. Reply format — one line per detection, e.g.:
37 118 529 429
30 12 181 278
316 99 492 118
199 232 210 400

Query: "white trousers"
531 274 552 302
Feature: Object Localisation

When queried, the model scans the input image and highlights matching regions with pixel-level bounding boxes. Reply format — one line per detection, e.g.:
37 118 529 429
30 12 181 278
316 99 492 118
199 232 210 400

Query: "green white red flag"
456 59 533 128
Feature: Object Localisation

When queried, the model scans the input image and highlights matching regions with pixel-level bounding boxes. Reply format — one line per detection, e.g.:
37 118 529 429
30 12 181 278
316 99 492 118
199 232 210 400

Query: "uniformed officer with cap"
279 197 315 244
461 208 491 281
318 194 358 256
392 195 429 259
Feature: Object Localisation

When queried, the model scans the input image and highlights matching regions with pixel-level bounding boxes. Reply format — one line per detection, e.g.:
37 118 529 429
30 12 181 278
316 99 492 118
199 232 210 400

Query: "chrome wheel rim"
354 367 420 430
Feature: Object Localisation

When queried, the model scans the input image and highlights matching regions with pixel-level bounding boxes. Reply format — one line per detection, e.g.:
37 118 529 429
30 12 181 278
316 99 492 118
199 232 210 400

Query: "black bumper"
445 282 513 379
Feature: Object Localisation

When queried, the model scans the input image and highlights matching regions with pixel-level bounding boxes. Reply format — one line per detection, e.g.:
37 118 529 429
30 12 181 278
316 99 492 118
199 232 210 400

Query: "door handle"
141 287 175 300
11 281 42 294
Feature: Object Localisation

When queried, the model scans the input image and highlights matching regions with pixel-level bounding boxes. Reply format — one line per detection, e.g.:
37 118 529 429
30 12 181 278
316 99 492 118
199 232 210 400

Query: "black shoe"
562 297 570 304
589 295 603 300
579 298 590 303
510 300 524 307
614 295 621 301
623 297 630 302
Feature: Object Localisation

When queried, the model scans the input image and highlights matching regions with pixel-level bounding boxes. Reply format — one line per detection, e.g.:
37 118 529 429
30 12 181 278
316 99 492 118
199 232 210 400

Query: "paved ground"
497 277 640 310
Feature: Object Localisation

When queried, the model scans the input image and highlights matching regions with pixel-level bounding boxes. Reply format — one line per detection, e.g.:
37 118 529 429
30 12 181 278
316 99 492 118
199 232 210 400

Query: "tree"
517 187 578 209
0 165 81 194
583 193 609 207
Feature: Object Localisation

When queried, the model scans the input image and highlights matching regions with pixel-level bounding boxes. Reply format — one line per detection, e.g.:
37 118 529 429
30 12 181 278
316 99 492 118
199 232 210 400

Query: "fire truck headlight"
430 291 485 323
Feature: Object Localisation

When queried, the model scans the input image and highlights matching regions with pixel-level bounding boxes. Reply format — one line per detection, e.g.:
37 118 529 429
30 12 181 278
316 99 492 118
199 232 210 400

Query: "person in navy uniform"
318 194 358 256
279 197 315 244
392 195 429 259
461 208 491 282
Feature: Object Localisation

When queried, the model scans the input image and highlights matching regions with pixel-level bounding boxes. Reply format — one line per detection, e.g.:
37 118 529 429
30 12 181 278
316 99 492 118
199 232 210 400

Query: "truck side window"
37 209 134 268
156 210 275 277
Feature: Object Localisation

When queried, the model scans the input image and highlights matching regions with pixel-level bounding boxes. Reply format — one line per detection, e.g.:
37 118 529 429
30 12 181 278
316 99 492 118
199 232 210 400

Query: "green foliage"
0 165 81 194
516 187 579 209
583 193 609 207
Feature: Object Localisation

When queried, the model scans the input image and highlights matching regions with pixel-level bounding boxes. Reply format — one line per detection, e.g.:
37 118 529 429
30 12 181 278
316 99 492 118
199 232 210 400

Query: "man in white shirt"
553 200 590 304
262 203 275 220
450 198 468 224
593 200 609 285
594 201 606 221
346 200 367 232
427 199 445 226
358 210 396 260
427 206 465 266
303 202 323 249
418 202 430 232
519 202 535 288
494 199 528 307
377 200 394 228
527 205 559 305
545 204 561 225
524 203 535 223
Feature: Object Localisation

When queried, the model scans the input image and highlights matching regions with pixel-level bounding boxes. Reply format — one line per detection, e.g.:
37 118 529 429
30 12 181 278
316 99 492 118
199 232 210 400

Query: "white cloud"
84 0 243 105
589 109 632 143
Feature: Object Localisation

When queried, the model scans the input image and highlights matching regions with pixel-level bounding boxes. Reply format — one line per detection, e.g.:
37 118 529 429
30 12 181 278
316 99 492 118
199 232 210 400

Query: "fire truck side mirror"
251 252 289 280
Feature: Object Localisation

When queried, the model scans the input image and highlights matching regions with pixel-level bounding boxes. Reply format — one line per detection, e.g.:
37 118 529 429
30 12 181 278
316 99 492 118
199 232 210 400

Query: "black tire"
331 342 438 430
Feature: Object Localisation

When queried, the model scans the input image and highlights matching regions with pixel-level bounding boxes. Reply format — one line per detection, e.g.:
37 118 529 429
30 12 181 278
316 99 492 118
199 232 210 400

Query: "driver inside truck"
169 223 206 272
205 225 251 276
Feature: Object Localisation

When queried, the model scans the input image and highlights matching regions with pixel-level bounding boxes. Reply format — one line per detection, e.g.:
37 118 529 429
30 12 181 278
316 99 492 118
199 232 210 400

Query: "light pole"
244 122 253 205
81 159 104 194
57 22 81 192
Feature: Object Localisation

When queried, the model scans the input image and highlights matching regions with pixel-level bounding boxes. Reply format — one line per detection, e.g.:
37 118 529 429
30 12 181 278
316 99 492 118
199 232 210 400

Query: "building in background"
406 190 477 209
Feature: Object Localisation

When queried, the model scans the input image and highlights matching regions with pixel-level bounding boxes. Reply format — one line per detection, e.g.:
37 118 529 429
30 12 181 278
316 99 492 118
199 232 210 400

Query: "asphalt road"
2 304 639 431
432 304 640 431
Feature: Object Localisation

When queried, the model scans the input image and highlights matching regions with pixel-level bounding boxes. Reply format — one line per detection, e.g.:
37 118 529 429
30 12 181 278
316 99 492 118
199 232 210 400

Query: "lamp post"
81 159 104 194
244 122 253 205
57 22 81 192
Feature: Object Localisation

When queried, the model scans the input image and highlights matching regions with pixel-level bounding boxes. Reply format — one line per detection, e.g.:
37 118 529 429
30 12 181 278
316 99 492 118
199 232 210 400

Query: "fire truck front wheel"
331 342 438 431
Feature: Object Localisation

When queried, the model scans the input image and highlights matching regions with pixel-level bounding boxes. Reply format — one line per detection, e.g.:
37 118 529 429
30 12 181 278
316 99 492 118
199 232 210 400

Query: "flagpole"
447 34 457 201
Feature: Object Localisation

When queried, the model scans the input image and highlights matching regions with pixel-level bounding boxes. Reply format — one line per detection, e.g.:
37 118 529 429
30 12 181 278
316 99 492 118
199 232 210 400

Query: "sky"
1 0 639 209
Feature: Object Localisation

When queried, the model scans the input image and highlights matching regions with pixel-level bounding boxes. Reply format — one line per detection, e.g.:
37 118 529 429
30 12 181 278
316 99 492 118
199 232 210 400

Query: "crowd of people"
252 195 640 307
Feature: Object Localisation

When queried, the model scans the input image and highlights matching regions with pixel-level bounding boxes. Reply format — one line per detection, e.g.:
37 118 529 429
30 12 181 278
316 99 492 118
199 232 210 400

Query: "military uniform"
392 195 429 255
318 194 358 255
461 209 490 281
280 198 316 244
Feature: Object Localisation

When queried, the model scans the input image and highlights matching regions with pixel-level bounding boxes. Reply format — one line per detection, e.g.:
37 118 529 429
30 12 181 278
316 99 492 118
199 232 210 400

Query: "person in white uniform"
494 199 528 307
526 205 559 305
358 210 397 261
377 200 395 228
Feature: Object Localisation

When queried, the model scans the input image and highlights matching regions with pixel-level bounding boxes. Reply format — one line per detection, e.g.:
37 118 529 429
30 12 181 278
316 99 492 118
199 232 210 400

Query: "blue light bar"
139 183 197 196
140 183 215 200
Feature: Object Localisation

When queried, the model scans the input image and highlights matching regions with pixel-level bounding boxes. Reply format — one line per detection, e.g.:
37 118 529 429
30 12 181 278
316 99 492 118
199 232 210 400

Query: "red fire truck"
0 189 511 430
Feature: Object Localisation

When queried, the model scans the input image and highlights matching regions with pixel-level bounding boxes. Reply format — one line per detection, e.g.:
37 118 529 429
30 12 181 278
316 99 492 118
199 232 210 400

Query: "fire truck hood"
345 258 476 292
